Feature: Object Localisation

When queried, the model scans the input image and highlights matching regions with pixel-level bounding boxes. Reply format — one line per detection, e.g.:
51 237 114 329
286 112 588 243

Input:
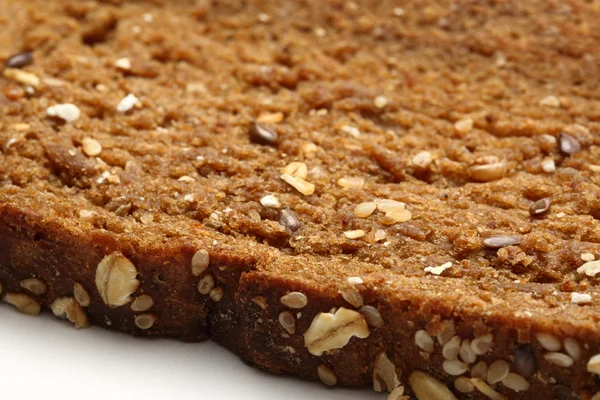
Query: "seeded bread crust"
3 1 600 399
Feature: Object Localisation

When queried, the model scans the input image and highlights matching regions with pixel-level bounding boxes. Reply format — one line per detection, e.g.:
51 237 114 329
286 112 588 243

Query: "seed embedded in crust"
339 287 363 308
281 162 308 180
278 208 301 231
73 282 91 307
539 95 560 107
482 235 521 249
197 274 215 295
344 229 365 239
130 294 154 312
454 377 474 393
280 292 308 309
553 385 579 400
95 252 139 307
81 137 102 157
303 307 370 356
386 208 412 223
209 286 224 302
46 103 81 122
460 339 477 364
454 118 474 134
5 51 33 69
256 112 284 124
571 292 592 305
502 373 530 392
514 344 537 377
337 176 365 189
588 354 600 375
375 199 406 213
412 151 433 168
442 335 461 360
51 297 89 329
536 333 562 351
249 122 278 145
471 378 507 400
279 310 296 334
251 296 268 310
471 333 493 355
373 352 401 393
558 132 581 155
409 370 457 400
564 338 581 361
577 260 600 277
529 198 551 216
3 68 40 88
415 330 435 353
280 173 315 195
359 305 384 328
471 361 488 380
443 359 469 376
260 194 281 209
437 320 456 346
4 293 41 316
487 360 510 384
373 95 389 109
135 314 156 330
19 278 47 295
354 202 377 218
469 162 506 182
191 249 210 276
317 364 337 386
544 352 574 367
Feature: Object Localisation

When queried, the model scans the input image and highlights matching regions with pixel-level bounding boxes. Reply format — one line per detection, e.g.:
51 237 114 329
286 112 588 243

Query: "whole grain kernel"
337 176 364 189
412 151 433 168
19 278 47 295
134 313 156 330
73 282 91 307
354 202 376 218
130 294 154 312
51 297 89 329
317 364 337 386
279 310 296 334
544 352 574 367
471 361 488 380
514 344 537 377
81 137 102 156
443 359 469 375
304 308 370 356
388 386 405 400
373 95 389 109
558 132 581 155
373 352 401 393
209 286 224 302
3 68 40 87
471 333 493 355
278 208 300 231
529 198 551 216
536 333 562 351
502 373 530 391
415 330 435 353
409 370 457 400
459 339 477 364
375 199 406 213
197 273 215 295
359 305 384 328
469 162 506 182
5 51 33 69
487 360 510 384
564 338 581 361
260 194 281 209
249 122 278 145
454 377 474 393
344 229 365 239
95 252 139 307
588 354 600 375
454 118 474 134
280 292 308 309
339 287 363 308
4 293 40 316
482 235 521 249
437 320 456 346
280 173 315 195
442 335 461 360
281 162 308 180
386 208 412 223
191 249 210 276
470 378 507 400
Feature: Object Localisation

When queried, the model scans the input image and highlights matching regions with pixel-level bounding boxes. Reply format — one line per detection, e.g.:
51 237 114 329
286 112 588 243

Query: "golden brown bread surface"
2 0 600 398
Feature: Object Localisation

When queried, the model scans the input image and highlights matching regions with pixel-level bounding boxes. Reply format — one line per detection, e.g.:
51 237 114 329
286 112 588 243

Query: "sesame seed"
541 157 556 173
260 194 281 209
256 112 284 124
469 162 506 182
281 162 308 180
529 198 551 216
344 229 365 239
386 208 412 223
116 93 140 113
249 122 278 145
354 202 376 218
571 292 592 305
375 199 406 213
5 51 33 69
258 13 270 22
393 7 404 16
482 235 521 249
373 95 389 109
337 177 364 189
347 277 363 285
177 176 195 182
454 118 474 134
81 138 102 157
46 104 81 122
539 95 561 108
143 13 154 23
3 68 40 87
114 57 131 70
280 173 315 195
313 27 327 37
411 151 433 168
558 132 581 155
424 262 452 276
581 253 595 262
340 125 361 138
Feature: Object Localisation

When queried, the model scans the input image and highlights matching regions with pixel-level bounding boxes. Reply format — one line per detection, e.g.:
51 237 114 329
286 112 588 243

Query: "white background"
0 307 381 400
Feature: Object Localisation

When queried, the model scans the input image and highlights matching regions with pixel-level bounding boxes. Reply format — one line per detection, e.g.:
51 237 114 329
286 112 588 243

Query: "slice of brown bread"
2 0 600 399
